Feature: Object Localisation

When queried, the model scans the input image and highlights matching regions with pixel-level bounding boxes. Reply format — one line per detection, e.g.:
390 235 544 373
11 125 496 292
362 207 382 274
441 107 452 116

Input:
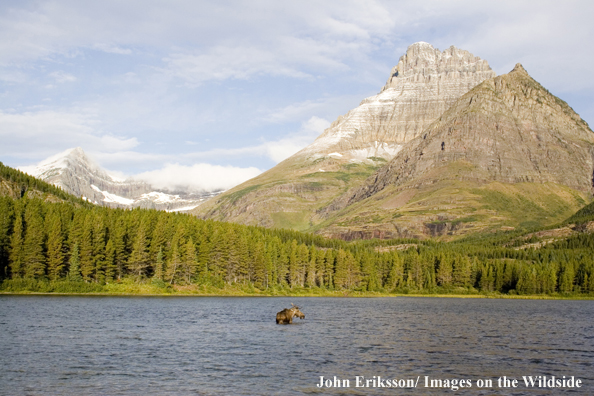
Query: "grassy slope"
194 155 384 230
316 160 590 240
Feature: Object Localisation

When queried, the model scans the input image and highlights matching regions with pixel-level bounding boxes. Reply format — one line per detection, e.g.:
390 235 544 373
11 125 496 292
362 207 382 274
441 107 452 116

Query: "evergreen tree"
9 201 24 278
452 255 471 287
252 240 267 289
46 212 65 281
92 212 106 283
386 252 404 290
153 246 164 281
0 197 14 279
128 222 150 280
436 254 453 287
104 238 116 282
79 214 94 281
306 246 317 288
68 243 83 282
559 261 575 293
288 239 299 287
166 241 182 284
324 249 335 289
182 237 198 285
23 200 46 279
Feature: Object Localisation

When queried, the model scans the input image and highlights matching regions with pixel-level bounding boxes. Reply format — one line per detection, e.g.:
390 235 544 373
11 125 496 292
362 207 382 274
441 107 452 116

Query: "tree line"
1 194 593 295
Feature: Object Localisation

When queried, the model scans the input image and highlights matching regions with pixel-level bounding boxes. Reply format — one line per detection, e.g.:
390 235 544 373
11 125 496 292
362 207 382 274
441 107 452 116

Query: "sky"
2 0 593 192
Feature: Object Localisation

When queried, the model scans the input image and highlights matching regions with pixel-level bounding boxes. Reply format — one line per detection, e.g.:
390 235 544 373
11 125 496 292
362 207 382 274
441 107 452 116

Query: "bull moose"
276 303 305 324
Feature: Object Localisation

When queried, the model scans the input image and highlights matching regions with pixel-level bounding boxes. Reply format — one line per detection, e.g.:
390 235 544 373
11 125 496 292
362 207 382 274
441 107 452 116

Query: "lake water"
0 296 592 395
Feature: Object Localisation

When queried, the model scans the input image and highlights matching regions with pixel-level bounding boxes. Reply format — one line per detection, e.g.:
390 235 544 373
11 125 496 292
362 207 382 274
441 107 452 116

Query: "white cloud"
163 47 313 85
93 43 132 55
0 110 138 160
177 116 331 164
49 71 76 83
134 163 262 192
2 0 594 175
262 116 330 162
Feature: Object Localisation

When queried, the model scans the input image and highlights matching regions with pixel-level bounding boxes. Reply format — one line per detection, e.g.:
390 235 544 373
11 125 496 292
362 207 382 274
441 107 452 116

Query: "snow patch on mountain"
21 147 220 211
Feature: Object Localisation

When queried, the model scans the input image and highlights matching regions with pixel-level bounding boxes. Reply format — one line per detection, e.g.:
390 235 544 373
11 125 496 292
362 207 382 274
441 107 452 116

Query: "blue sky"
2 0 593 191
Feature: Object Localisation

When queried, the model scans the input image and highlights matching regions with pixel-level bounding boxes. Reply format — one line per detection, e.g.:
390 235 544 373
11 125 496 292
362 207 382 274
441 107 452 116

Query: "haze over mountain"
196 43 594 239
194 42 498 230
21 148 219 211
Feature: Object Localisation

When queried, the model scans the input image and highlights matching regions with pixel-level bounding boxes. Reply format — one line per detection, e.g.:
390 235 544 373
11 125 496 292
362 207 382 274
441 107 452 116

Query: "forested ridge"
1 163 594 296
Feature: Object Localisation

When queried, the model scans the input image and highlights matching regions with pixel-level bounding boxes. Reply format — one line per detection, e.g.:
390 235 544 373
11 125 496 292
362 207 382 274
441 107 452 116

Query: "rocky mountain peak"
511 63 528 74
381 42 494 92
299 43 496 163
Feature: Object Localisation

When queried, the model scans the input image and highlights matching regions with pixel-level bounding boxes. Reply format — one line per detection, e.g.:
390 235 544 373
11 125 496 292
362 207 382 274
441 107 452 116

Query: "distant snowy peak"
21 147 219 212
22 147 128 187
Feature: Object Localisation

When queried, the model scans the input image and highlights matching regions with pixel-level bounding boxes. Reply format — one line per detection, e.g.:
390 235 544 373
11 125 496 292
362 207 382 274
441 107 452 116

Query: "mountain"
302 42 496 162
20 148 219 211
194 42 497 230
318 64 594 239
1 160 92 206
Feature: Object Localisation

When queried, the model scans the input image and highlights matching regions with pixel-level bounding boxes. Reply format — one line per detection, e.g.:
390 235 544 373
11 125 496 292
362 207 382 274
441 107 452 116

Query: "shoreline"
1 291 592 300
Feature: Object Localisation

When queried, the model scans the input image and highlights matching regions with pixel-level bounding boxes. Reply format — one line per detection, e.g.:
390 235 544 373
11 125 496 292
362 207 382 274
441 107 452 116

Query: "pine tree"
110 215 127 280
0 197 14 280
69 243 83 282
128 222 150 280
182 237 198 285
46 212 65 281
288 240 299 287
386 252 404 290
306 246 317 288
452 255 471 287
252 240 267 289
436 254 453 287
166 241 182 284
153 246 164 281
23 200 46 279
104 238 116 282
296 243 309 287
9 201 24 279
559 261 575 293
334 249 348 289
92 212 106 283
79 214 94 281
324 249 335 289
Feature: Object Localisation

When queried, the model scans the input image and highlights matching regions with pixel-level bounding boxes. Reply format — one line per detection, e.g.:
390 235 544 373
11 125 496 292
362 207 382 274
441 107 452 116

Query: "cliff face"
318 64 594 239
300 42 496 162
195 43 496 229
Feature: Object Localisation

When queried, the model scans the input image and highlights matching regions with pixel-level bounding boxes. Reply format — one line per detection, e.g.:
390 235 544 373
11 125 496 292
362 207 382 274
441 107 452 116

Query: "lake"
0 296 592 395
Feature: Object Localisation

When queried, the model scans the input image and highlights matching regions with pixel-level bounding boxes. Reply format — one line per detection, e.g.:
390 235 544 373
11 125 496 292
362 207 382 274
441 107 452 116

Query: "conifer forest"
1 192 593 296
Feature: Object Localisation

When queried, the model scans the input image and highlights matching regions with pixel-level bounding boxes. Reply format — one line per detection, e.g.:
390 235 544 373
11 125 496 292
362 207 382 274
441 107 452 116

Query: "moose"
276 303 305 324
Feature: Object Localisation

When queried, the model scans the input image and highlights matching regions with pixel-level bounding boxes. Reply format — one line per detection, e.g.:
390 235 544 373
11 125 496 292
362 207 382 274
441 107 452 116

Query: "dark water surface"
0 296 592 395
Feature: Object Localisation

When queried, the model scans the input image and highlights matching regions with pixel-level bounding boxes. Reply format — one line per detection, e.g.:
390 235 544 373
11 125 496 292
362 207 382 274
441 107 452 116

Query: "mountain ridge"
21 148 219 211
315 63 594 239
